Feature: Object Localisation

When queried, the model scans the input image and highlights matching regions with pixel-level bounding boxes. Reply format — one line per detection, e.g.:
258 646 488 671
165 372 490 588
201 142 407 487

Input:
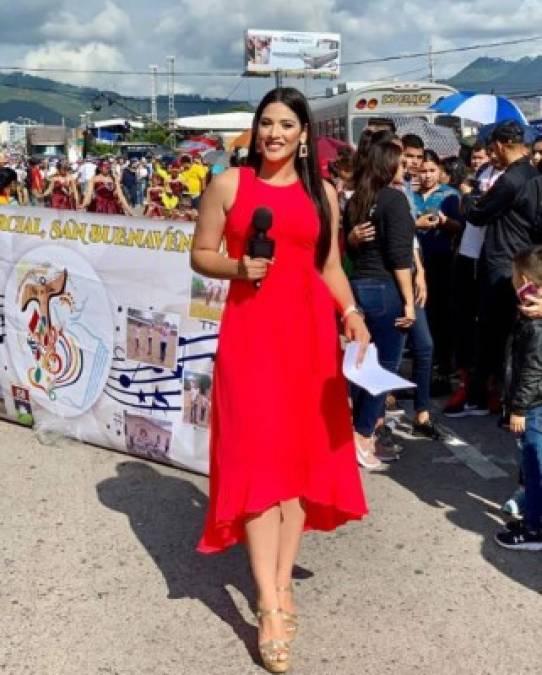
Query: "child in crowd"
495 246 542 550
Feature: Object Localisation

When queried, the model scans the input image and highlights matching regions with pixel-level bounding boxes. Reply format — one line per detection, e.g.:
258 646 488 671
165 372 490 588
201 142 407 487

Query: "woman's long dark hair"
247 87 331 269
352 129 400 188
347 142 401 225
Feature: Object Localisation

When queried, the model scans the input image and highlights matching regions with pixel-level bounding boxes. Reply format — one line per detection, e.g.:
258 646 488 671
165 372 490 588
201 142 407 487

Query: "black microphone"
247 207 275 289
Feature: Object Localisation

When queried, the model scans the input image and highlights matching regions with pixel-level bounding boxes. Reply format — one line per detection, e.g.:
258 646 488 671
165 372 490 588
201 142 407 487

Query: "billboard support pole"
275 70 283 89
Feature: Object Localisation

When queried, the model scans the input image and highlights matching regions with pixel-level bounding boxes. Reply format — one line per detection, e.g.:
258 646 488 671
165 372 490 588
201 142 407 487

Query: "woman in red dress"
80 160 133 215
144 174 166 218
43 160 78 210
191 88 369 673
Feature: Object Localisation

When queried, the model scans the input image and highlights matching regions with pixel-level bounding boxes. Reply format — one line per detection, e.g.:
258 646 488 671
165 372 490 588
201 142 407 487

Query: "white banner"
0 207 222 475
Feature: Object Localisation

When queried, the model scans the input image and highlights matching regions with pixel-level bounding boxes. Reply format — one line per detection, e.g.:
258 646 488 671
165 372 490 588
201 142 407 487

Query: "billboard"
244 30 340 77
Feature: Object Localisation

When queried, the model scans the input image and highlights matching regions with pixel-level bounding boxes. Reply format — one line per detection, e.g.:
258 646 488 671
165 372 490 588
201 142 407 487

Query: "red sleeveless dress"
197 167 368 554
89 180 124 214
50 178 76 210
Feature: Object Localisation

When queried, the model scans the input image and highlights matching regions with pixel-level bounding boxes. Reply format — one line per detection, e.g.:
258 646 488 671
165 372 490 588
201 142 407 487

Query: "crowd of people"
329 118 542 553
0 151 211 220
2 110 542 558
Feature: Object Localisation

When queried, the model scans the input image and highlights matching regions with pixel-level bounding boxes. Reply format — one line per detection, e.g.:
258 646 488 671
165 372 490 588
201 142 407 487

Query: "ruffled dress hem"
197 493 369 554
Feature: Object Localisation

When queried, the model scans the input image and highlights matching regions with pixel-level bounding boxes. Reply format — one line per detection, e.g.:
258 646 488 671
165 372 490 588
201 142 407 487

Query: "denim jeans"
407 304 433 413
137 179 147 206
521 406 542 531
424 251 454 375
350 277 407 436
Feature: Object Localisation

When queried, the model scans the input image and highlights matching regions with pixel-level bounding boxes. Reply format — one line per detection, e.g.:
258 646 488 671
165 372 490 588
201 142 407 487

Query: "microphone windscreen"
252 207 273 233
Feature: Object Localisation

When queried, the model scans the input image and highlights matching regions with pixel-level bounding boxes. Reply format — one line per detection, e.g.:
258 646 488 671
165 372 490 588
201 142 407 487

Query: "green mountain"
445 56 542 96
0 72 251 127
3 57 540 127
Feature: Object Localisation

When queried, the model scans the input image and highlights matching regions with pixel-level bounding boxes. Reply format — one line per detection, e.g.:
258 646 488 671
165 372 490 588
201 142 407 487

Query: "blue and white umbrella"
430 91 527 125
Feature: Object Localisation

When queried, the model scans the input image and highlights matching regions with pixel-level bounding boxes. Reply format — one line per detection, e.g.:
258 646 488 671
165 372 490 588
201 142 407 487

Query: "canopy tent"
174 112 254 132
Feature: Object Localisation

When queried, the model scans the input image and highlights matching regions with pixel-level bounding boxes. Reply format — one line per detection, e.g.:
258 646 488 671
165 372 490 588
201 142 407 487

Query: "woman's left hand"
344 311 370 365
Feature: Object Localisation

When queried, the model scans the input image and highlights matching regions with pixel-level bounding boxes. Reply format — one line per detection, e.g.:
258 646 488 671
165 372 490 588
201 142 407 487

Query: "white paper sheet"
342 342 416 396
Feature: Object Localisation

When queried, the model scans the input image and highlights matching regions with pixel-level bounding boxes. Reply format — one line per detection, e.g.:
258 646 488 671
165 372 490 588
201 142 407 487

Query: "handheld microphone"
247 207 275 289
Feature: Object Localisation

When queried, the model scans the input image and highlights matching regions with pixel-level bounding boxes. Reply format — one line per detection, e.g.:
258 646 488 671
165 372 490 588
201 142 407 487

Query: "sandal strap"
276 584 294 593
260 639 290 658
256 607 282 620
281 610 298 623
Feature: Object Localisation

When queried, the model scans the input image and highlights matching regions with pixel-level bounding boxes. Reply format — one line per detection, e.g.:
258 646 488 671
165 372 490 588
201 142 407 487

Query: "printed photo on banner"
11 384 33 426
126 308 180 370
183 371 212 429
0 383 6 416
5 245 114 419
124 412 173 461
189 273 227 323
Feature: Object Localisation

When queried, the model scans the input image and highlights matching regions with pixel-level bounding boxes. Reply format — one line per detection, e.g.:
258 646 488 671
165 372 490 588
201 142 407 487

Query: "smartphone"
517 281 539 303
424 208 439 224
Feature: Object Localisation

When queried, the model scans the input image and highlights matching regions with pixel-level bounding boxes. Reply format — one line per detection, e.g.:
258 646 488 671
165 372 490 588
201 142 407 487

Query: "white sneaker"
354 435 383 471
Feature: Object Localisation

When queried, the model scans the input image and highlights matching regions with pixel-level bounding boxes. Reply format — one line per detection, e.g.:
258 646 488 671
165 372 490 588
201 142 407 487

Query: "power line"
0 65 241 77
341 34 542 67
0 35 539 82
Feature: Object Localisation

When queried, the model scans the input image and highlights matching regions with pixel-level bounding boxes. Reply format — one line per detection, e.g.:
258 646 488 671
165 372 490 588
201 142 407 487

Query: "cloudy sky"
1 0 541 101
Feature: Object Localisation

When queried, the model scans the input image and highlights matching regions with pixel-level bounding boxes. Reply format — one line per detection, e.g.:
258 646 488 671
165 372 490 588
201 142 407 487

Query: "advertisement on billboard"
244 30 340 77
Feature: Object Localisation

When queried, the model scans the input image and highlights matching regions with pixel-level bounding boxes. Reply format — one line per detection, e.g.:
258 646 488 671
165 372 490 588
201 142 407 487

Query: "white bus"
311 81 460 146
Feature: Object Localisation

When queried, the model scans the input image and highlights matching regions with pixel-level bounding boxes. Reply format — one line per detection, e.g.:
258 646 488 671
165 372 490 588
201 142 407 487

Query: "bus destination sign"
380 93 432 106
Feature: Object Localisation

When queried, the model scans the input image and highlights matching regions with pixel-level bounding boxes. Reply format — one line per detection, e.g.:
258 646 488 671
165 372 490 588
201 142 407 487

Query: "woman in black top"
344 142 415 467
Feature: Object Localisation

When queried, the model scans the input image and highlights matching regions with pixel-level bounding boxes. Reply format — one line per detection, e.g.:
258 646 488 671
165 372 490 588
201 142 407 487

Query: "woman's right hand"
395 303 416 329
237 255 273 281
348 221 375 246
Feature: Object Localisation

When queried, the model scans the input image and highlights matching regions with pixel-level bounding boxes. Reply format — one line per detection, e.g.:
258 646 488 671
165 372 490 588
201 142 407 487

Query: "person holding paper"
344 141 415 468
191 87 369 673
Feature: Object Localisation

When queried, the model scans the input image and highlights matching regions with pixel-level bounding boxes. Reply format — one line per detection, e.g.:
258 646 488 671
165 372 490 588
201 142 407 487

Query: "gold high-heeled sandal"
256 607 291 673
276 584 299 641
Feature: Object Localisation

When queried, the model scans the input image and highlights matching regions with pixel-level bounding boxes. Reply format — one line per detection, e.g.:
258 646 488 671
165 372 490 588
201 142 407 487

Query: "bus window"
352 117 368 146
339 117 347 141
333 118 340 138
325 119 333 136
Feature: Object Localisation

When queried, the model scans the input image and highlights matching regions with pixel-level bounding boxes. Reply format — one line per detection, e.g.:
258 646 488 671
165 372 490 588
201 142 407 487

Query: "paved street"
1 410 541 675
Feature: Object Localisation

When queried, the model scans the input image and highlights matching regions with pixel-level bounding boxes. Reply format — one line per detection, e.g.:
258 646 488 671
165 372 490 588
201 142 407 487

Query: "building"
87 118 145 145
0 121 33 147
512 96 542 122
26 125 71 157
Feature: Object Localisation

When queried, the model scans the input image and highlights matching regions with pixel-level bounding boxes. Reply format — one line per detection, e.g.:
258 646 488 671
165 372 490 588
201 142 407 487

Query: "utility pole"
428 39 435 82
166 56 177 149
149 65 158 123
167 56 176 130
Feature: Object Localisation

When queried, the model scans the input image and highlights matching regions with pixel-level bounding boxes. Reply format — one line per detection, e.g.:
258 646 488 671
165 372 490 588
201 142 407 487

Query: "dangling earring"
298 142 309 158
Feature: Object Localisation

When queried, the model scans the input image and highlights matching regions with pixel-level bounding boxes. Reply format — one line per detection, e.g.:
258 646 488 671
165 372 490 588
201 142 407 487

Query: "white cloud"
19 41 130 89
40 1 131 44
2 0 541 97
